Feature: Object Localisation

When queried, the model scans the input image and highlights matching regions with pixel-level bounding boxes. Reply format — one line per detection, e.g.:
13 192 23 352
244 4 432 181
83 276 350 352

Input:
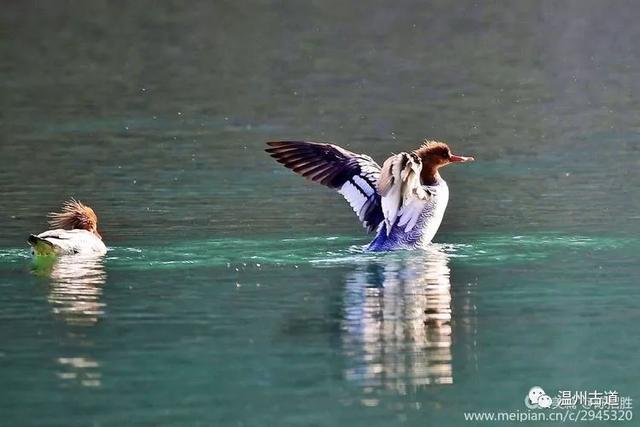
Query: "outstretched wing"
266 141 384 232
377 152 431 236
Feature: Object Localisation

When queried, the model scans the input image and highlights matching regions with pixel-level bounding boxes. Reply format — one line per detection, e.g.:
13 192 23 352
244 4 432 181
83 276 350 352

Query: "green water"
1 2 639 426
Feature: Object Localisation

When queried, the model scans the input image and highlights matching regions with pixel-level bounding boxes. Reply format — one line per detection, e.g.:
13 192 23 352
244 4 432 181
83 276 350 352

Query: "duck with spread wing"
266 139 474 251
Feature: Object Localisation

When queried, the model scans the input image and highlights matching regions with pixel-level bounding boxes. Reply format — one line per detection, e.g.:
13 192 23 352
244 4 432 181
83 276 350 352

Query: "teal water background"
1 2 639 426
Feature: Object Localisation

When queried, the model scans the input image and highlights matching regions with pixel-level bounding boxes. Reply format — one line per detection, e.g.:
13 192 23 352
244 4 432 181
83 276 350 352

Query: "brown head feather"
48 199 99 234
413 140 451 160
412 139 474 184
412 140 452 185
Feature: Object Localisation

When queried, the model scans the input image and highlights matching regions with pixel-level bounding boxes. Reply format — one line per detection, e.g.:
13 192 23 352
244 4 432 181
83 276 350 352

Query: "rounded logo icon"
537 394 552 408
525 386 551 409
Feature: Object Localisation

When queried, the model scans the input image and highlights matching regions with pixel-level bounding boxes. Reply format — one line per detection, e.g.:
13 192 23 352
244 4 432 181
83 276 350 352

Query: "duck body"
28 199 107 257
266 140 473 252
368 178 449 251
29 229 107 256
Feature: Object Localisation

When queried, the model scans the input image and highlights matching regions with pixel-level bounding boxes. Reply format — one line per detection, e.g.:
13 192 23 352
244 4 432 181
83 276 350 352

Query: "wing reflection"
342 246 453 392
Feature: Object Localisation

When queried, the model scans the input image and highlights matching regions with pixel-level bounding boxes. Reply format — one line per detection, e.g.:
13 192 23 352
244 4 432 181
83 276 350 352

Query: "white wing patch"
338 175 378 224
377 152 431 236
339 181 367 214
352 175 375 196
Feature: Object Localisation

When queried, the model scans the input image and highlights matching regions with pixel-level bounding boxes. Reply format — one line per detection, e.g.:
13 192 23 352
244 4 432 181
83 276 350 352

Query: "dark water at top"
1 1 639 426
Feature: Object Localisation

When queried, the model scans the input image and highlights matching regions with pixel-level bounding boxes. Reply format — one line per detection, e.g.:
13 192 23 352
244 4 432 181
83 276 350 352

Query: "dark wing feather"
266 141 384 232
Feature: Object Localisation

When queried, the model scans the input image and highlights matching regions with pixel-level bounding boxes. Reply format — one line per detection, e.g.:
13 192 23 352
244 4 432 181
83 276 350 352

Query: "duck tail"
27 234 56 256
48 199 99 232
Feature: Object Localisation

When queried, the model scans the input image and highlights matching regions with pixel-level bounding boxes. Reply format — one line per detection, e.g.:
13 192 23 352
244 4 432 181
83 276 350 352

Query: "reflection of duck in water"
32 254 107 387
266 140 474 251
32 254 107 326
341 246 453 391
28 199 106 256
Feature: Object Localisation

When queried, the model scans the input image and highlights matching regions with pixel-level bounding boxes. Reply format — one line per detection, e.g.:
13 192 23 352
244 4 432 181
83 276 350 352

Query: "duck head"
413 140 474 185
48 199 102 238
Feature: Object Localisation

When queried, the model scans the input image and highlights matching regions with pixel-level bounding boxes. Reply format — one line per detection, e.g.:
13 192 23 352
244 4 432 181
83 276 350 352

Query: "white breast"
419 180 449 246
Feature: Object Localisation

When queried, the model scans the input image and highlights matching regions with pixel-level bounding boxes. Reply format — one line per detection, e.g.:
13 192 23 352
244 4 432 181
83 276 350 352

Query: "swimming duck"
28 199 107 256
266 140 474 251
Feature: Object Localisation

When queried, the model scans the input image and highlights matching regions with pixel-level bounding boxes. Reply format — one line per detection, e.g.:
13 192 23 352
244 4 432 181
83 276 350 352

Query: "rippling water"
1 1 639 426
